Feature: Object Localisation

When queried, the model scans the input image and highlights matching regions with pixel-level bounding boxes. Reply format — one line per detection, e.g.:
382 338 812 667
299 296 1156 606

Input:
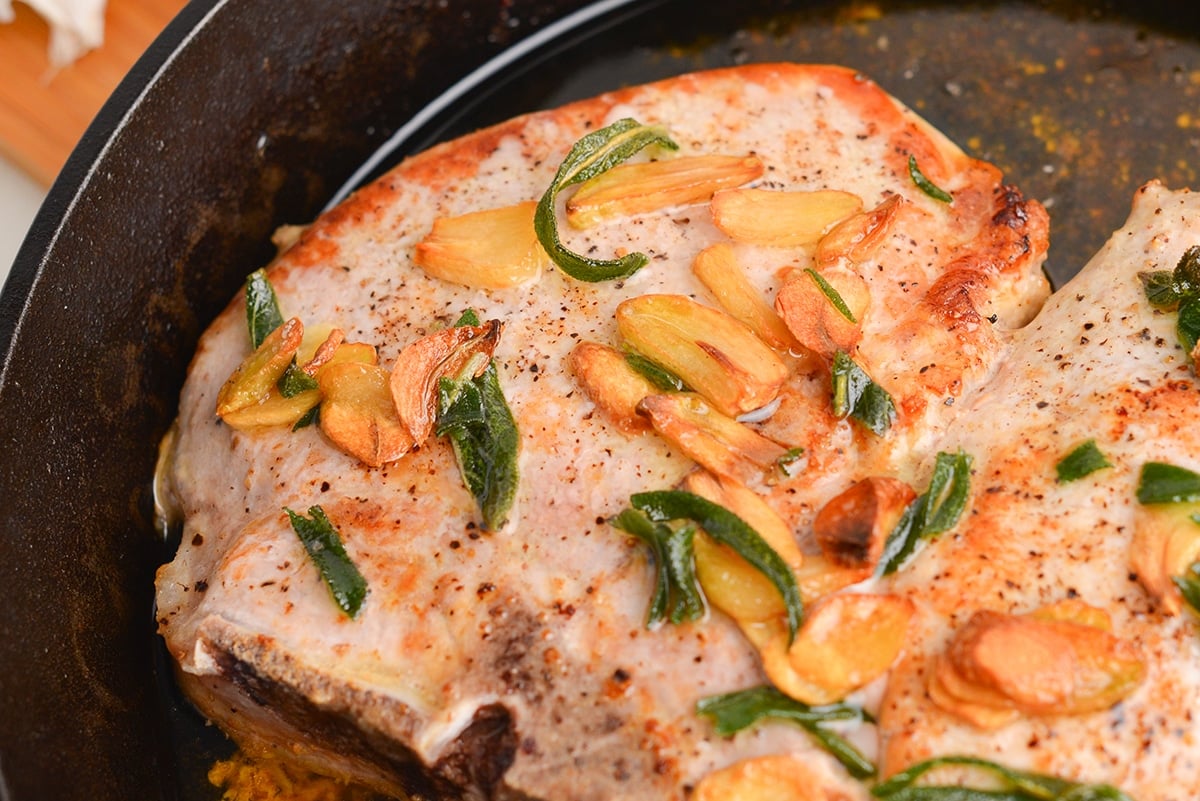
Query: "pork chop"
155 63 1054 800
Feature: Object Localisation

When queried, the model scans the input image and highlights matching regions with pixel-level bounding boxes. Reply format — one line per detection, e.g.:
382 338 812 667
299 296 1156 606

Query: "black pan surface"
2 1 1200 799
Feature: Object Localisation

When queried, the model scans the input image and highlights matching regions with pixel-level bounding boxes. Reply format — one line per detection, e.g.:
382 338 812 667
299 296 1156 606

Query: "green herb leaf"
285 505 368 619
627 490 804 641
611 508 704 626
436 362 520 531
534 118 679 282
454 308 482 327
1173 561 1200 614
245 268 285 349
278 362 319 398
881 450 973 574
871 755 1134 801
697 686 874 779
624 350 688 391
1177 297 1200 356
805 268 856 322
1174 245 1200 296
1055 439 1112 483
1138 270 1182 310
831 351 896 435
292 404 320 431
908 155 953 204
1136 461 1200 504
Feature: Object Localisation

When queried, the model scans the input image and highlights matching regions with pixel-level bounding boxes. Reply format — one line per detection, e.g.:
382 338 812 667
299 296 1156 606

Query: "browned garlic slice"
221 335 378 431
691 242 800 353
775 265 870 360
566 154 764 228
814 194 903 268
414 201 550 289
813 476 916 572
616 294 788 417
928 605 1145 728
320 362 415 467
685 470 803 626
639 393 788 485
1131 501 1200 614
216 317 305 420
390 321 502 444
710 188 862 247
762 593 914 705
693 755 856 801
567 341 657 434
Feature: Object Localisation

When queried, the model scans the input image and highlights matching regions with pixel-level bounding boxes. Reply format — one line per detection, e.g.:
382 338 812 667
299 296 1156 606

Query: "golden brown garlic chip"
711 188 863 247
763 592 914 705
929 604 1145 729
565 154 764 228
389 320 501 445
216 317 305 420
616 293 788 417
694 754 855 801
414 201 550 289
567 341 656 434
813 476 916 571
814 193 903 268
1131 501 1200 615
639 393 788 485
775 265 871 360
691 242 800 353
320 362 415 467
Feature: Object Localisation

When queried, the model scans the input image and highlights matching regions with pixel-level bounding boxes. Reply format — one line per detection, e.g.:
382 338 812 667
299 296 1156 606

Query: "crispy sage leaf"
881 450 973 574
697 686 874 779
534 118 679 282
624 350 689 392
805 267 857 322
871 755 1134 800
437 363 520 531
908 155 953 204
1173 561 1200 615
626 490 804 641
1178 298 1200 355
831 350 896 435
1136 461 1200 504
245 268 285 349
1138 270 1182 310
433 309 521 531
285 505 368 619
610 509 704 626
1056 439 1112 483
278 363 319 398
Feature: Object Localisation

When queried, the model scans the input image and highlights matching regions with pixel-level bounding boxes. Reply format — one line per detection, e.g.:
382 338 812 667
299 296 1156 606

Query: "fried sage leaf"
1173 561 1200 614
696 685 874 779
610 508 704 626
871 755 1134 800
534 118 679 281
804 267 857 323
625 490 804 641
245 268 285 348
831 350 895 435
1136 461 1200 504
880 450 973 574
1056 439 1111 483
435 310 520 531
285 505 368 619
908 154 953 204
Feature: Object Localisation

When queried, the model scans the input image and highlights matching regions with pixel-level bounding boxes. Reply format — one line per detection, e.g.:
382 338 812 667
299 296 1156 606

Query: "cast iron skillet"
3 1 1200 798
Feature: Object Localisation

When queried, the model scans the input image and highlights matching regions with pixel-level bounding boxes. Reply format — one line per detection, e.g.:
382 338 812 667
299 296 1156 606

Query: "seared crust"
157 63 1054 800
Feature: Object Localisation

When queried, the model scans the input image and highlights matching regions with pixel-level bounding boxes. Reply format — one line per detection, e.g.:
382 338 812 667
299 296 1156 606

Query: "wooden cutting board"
0 0 186 186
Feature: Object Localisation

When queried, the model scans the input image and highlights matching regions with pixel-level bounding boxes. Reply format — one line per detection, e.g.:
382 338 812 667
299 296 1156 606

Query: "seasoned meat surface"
152 63 1121 800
